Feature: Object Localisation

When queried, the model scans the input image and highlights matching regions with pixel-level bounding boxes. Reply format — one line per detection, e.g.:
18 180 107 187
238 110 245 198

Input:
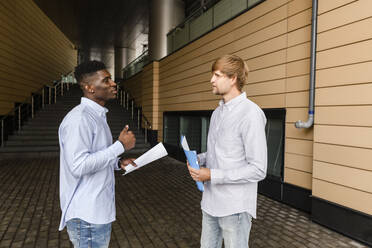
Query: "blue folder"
181 136 204 192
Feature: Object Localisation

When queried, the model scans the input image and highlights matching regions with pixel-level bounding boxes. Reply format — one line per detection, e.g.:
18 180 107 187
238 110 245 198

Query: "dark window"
263 109 285 179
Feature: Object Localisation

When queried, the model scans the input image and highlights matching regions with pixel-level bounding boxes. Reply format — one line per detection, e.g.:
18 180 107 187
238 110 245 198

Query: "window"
264 109 285 179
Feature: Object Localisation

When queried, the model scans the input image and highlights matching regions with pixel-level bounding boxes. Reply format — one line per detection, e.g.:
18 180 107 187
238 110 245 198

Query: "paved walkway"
0 155 368 248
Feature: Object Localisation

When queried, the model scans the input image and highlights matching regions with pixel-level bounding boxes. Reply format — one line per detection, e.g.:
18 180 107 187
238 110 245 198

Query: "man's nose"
210 75 215 83
110 79 117 86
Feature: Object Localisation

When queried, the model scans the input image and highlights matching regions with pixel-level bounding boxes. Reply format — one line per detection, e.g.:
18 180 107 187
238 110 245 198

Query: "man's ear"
230 75 238 86
82 83 95 94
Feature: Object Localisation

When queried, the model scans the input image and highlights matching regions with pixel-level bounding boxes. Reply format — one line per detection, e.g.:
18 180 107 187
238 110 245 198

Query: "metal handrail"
121 50 150 80
117 86 152 144
166 0 219 37
0 72 75 147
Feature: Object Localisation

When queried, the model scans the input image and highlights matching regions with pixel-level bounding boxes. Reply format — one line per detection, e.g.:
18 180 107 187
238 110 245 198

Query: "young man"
58 60 136 247
187 55 267 248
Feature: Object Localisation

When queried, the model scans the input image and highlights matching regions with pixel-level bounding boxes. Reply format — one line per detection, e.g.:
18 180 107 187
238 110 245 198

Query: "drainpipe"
295 0 318 129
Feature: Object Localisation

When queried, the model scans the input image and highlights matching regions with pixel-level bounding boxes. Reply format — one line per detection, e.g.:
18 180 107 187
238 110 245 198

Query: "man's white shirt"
58 97 124 230
198 92 267 218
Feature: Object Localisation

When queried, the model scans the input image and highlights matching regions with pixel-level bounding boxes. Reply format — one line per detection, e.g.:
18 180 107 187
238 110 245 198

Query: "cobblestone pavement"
0 156 368 248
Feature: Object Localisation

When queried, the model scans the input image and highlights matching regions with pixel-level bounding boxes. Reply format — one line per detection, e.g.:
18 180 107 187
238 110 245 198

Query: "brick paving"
0 155 368 248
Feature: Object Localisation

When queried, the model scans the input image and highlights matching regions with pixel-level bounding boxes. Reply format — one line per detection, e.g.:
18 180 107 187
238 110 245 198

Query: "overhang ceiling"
33 0 150 50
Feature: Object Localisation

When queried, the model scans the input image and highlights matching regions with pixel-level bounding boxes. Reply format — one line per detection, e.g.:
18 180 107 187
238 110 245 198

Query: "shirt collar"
218 92 246 111
81 97 108 117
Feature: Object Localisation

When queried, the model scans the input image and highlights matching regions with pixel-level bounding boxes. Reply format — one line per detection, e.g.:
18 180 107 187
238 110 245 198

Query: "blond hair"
211 54 249 91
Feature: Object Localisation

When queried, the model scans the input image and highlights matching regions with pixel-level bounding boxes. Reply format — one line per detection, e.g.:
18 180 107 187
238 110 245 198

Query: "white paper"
181 135 190 151
122 142 168 175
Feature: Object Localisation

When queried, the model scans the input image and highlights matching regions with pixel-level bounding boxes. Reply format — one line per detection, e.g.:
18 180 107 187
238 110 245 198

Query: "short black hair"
74 60 106 83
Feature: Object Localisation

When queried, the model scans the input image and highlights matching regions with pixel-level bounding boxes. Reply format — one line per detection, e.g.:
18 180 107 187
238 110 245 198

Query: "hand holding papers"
122 142 168 175
181 136 204 192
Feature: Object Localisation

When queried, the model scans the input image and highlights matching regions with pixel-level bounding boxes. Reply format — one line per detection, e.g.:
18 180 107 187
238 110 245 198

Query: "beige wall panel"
316 84 372 106
286 138 313 156
314 143 372 171
160 83 211 99
233 5 288 40
161 73 210 89
287 25 311 47
0 87 30 97
318 0 372 33
160 91 220 105
286 75 309 92
0 66 47 88
0 79 37 92
315 125 372 149
318 18 372 51
288 0 312 17
244 79 286 96
236 35 287 61
248 64 286 84
317 40 372 70
0 104 14 115
315 106 372 126
247 50 286 71
286 123 313 140
287 8 311 32
0 0 76 114
286 107 309 123
316 61 372 88
313 161 372 194
318 0 356 14
313 179 372 215
233 0 287 29
286 91 309 107
160 57 205 80
286 59 310 77
0 94 26 102
232 19 288 54
160 79 210 93
249 94 285 108
284 168 312 189
285 152 313 173
160 63 210 86
142 87 157 95
159 100 219 112
287 42 310 62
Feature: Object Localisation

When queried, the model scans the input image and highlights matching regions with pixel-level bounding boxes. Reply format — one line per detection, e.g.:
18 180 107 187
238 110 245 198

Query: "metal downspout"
295 0 318 129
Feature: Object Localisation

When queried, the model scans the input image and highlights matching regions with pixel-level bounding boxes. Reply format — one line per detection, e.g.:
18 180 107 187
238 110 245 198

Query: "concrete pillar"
114 47 128 80
89 48 115 78
149 0 185 61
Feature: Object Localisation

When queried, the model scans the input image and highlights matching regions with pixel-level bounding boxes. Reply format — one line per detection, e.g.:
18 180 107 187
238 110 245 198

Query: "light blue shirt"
198 92 267 219
58 97 124 231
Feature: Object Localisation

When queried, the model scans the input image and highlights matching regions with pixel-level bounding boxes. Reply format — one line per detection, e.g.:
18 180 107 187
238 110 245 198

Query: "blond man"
187 54 267 248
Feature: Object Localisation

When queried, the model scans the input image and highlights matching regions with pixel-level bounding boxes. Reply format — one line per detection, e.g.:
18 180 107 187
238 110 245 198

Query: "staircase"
0 86 151 159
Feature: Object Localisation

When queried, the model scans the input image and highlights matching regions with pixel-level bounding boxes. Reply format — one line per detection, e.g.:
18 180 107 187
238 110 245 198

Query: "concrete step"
0 146 59 153
6 136 147 145
1 89 152 158
4 140 148 148
21 124 142 133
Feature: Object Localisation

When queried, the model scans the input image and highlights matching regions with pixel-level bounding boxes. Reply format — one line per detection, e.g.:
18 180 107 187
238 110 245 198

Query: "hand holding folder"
181 135 204 192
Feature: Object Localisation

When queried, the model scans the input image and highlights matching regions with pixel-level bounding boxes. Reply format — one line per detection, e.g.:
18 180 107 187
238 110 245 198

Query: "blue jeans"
66 218 112 248
201 211 252 248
